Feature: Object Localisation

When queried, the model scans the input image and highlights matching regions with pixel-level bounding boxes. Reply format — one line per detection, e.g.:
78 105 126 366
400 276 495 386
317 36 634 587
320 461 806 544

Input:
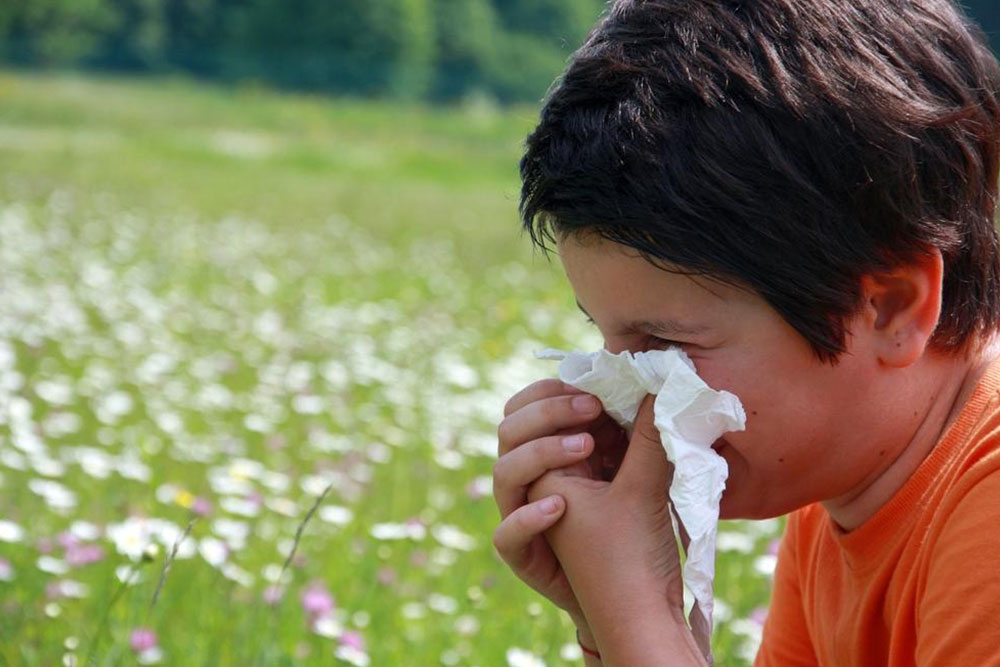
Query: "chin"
720 487 804 521
718 479 777 521
718 500 751 521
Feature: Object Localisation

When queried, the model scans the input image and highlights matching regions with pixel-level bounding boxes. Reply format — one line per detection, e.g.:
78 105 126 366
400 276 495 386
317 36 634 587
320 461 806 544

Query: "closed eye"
646 335 683 350
584 315 684 350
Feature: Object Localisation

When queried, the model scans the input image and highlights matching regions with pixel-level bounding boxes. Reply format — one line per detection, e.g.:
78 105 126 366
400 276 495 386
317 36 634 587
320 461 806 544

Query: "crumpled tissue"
536 347 746 660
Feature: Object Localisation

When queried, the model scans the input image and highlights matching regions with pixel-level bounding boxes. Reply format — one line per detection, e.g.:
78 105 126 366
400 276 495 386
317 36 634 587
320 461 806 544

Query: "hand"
526 395 703 664
492 378 630 630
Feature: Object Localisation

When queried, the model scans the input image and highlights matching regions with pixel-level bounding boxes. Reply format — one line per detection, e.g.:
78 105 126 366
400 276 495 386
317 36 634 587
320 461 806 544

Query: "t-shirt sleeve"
917 468 1000 666
754 512 819 667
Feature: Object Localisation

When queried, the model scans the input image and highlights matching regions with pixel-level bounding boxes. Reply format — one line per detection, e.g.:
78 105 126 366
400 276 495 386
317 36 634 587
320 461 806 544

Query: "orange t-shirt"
755 360 1000 667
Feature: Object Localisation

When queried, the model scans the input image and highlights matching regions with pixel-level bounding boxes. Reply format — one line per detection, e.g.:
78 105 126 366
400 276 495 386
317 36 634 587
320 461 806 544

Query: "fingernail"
572 395 598 413
562 434 585 452
540 496 562 514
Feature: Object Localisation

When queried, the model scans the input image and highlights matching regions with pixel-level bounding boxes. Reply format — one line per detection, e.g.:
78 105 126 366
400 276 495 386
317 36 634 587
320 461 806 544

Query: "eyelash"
647 336 682 349
583 316 683 349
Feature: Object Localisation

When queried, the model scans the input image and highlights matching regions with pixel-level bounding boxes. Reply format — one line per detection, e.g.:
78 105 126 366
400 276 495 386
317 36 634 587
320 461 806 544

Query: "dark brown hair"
520 0 1000 362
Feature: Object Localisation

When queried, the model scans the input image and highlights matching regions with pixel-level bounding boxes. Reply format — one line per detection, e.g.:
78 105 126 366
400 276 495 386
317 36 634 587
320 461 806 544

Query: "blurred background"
0 1 997 103
0 2 995 666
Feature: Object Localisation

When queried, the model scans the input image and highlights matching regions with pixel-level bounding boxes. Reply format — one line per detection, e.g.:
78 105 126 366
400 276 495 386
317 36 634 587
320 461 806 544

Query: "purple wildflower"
56 532 79 549
45 581 62 599
339 631 365 652
300 581 335 619
191 497 213 517
262 584 285 606
750 606 769 627
65 543 105 567
129 627 158 652
376 567 396 586
767 538 781 556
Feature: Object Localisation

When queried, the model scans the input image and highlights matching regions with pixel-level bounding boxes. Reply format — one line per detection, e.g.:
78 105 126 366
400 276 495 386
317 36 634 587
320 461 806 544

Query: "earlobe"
862 250 943 368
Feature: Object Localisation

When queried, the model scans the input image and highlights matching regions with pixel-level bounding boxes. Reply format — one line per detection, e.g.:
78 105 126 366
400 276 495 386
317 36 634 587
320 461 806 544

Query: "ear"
858 249 943 368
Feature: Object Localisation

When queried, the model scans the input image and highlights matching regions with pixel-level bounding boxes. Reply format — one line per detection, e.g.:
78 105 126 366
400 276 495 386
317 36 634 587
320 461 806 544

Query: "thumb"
615 394 673 492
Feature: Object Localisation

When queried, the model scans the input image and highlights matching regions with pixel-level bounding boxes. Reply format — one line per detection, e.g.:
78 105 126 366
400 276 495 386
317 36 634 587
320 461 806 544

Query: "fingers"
492 494 565 572
498 393 603 457
493 433 593 517
615 394 672 491
504 378 584 417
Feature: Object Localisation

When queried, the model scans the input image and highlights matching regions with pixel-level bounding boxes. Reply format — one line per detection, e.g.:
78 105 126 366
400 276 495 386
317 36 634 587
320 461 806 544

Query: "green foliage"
0 0 605 102
96 0 168 69
494 0 604 44
0 0 994 102
430 0 501 99
488 32 570 103
0 0 118 65
224 0 435 98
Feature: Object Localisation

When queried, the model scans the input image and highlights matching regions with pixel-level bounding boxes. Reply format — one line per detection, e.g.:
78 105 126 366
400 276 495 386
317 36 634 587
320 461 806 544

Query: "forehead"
556 235 740 310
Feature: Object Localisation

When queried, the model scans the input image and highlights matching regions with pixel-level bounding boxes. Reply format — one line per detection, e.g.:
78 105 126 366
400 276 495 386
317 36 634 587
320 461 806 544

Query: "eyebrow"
575 300 711 336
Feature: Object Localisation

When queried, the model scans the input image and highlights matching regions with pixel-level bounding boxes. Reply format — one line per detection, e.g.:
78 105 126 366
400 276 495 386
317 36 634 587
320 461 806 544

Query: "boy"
492 0 1000 665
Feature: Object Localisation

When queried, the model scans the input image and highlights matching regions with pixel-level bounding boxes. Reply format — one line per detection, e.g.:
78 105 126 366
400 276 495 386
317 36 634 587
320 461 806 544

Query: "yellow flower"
175 490 195 509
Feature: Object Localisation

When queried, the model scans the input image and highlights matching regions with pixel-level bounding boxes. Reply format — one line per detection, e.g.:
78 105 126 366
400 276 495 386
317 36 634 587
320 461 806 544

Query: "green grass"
0 70 776 666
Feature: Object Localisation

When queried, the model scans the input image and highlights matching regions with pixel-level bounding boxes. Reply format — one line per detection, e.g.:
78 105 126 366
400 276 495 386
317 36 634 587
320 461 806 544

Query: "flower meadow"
0 73 780 665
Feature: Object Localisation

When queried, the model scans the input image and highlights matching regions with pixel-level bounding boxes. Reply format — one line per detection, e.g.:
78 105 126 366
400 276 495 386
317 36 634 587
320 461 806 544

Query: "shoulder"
927 461 1000 550
916 467 1000 663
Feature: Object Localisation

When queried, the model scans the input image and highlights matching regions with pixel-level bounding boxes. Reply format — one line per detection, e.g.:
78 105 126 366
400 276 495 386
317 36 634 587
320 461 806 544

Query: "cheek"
687 358 759 425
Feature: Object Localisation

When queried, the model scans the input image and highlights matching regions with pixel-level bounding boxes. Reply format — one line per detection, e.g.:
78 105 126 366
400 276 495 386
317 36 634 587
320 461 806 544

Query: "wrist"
570 616 601 664
572 616 595 640
583 588 705 666
577 628 602 660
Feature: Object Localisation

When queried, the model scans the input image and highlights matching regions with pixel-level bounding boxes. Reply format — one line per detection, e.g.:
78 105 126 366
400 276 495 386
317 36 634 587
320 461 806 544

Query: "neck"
822 337 1000 532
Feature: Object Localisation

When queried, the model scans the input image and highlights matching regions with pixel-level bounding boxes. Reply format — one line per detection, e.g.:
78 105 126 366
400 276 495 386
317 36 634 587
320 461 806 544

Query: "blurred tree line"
0 0 605 103
0 0 996 104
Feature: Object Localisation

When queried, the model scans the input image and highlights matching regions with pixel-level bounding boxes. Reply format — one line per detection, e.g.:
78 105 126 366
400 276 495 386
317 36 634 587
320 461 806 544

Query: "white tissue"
536 347 746 660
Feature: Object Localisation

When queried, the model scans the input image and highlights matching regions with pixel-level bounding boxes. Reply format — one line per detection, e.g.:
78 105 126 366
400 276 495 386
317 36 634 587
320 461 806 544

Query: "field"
0 71 778 666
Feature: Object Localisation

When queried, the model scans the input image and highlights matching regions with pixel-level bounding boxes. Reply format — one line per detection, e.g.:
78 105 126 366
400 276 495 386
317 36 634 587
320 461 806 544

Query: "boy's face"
558 234 892 520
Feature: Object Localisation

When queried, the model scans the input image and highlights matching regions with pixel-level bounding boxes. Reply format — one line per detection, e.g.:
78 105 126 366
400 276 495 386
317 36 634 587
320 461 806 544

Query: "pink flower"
65 543 105 567
262 584 285 606
376 567 396 586
409 550 428 568
191 497 213 517
750 606 769 627
300 582 335 619
767 538 781 556
129 627 158 652
339 631 365 652
56 532 79 549
45 582 63 599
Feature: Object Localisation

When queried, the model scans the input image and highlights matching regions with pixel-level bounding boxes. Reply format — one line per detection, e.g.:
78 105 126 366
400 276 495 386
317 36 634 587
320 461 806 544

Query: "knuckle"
527 472 558 503
502 393 519 417
537 396 560 422
505 379 554 417
492 531 512 562
636 424 660 447
496 418 512 448
491 525 505 553
491 456 508 483
531 377 558 393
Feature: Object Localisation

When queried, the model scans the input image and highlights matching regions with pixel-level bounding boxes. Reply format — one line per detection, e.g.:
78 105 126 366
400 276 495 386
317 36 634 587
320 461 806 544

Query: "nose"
602 340 626 355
